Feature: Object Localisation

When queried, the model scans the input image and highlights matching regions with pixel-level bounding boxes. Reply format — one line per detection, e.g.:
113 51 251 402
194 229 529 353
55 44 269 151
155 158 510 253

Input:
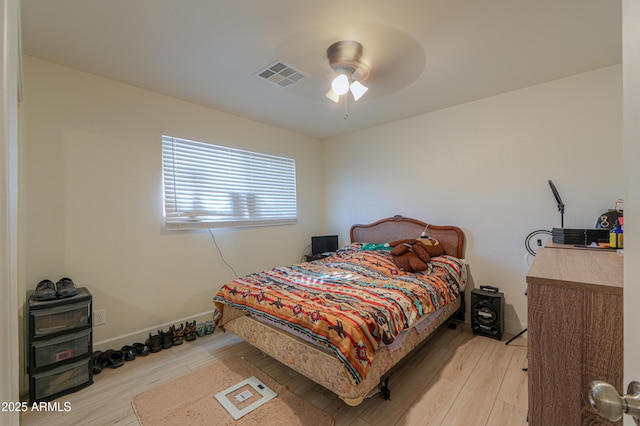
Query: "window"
162 135 297 229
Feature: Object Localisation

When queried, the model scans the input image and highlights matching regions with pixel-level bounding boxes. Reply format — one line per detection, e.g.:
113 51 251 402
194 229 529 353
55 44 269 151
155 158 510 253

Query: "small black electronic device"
471 287 504 340
311 235 339 255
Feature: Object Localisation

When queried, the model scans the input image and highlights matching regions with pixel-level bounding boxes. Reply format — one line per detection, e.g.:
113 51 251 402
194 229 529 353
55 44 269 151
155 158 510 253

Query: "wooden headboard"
350 215 465 259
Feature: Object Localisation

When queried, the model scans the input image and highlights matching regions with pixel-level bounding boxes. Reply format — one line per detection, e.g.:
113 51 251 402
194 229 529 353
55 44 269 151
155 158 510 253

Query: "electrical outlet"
94 309 107 326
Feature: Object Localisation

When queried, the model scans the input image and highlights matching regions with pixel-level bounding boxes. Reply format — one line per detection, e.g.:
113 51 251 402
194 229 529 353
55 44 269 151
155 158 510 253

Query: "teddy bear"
416 236 445 257
388 237 446 272
388 239 432 272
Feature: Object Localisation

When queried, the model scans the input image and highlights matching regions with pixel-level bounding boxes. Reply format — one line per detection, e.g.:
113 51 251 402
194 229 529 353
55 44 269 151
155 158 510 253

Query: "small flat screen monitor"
311 235 339 255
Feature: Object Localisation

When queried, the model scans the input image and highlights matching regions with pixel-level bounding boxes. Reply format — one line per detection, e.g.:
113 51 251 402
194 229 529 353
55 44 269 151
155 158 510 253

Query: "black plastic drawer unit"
27 287 93 402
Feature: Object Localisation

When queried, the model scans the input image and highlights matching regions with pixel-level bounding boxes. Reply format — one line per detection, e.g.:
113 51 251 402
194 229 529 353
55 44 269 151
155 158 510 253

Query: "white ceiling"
20 0 621 140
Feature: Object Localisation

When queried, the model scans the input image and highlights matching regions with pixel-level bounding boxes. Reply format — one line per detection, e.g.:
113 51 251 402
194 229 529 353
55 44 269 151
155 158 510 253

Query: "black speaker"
471 286 504 340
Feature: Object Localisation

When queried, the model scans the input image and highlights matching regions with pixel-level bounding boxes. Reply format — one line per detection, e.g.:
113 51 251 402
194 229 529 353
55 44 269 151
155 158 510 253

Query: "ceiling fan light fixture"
350 80 368 101
331 74 350 95
326 40 370 103
325 89 340 103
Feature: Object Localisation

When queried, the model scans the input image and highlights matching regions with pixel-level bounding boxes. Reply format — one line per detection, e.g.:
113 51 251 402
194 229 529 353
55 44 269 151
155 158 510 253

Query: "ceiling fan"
325 40 370 103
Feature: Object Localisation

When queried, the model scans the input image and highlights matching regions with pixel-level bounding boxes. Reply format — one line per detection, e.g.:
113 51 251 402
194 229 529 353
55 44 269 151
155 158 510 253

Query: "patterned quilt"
213 243 466 384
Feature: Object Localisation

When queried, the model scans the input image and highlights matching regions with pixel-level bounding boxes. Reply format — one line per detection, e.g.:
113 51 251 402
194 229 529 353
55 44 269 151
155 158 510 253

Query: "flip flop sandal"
92 351 109 374
33 279 57 301
132 342 150 356
121 345 136 361
56 277 78 299
146 332 162 353
184 321 197 341
196 323 206 337
105 350 124 368
205 321 214 334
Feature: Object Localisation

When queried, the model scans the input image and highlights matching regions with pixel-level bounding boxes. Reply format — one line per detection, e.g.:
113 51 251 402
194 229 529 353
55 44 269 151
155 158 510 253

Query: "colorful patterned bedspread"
213 243 466 384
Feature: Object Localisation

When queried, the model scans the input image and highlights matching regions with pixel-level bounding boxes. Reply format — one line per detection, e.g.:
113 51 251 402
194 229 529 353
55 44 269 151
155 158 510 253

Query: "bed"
213 215 466 406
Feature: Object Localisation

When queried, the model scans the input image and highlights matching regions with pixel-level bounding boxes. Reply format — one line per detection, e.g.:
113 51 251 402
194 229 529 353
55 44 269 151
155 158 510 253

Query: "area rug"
131 355 334 426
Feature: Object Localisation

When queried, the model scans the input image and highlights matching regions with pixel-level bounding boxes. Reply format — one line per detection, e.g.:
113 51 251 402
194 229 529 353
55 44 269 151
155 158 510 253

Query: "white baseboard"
93 310 215 352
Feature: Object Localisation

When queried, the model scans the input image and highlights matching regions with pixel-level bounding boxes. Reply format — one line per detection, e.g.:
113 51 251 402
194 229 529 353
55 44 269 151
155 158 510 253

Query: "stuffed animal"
388 237 446 272
416 236 445 257
388 239 432 272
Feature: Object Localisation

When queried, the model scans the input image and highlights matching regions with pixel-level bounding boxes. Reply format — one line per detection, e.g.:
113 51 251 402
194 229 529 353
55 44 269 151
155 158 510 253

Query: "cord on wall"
300 244 311 262
207 228 239 278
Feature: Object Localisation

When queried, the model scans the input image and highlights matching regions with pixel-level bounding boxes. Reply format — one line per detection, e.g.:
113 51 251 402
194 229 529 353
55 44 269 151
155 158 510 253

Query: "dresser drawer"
30 300 90 337
30 356 92 403
30 329 91 371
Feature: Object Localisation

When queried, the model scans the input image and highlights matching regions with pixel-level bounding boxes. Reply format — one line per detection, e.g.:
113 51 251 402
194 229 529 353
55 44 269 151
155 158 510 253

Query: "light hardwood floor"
20 324 528 425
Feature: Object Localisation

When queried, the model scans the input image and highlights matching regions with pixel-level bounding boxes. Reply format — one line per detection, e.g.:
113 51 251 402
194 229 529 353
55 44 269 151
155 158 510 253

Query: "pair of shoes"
160 327 173 349
184 321 197 342
146 332 162 353
132 342 150 356
172 324 184 346
205 321 214 335
92 351 109 374
32 277 78 301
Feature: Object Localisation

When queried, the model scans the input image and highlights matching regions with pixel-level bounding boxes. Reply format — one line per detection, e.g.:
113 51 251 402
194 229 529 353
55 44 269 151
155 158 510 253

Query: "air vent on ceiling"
256 60 306 88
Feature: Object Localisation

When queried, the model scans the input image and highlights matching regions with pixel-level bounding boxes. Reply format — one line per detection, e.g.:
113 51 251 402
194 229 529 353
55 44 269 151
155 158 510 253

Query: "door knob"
589 380 640 424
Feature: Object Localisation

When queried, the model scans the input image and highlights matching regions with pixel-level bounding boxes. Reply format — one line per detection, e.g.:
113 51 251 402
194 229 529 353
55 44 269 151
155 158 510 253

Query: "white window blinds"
162 135 298 229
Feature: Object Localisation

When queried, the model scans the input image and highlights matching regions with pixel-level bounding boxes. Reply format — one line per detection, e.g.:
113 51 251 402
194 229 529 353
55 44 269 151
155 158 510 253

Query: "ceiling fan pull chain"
344 95 349 120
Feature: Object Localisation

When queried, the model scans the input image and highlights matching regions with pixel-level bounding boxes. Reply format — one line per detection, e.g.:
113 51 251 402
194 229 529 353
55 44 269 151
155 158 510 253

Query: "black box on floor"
471 287 504 340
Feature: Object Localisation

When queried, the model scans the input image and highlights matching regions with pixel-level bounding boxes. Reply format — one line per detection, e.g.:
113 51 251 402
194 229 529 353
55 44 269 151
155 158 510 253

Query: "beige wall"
21 57 325 352
324 65 623 333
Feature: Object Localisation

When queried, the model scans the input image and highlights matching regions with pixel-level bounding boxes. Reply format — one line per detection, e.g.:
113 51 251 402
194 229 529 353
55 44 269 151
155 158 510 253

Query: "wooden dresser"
526 244 623 425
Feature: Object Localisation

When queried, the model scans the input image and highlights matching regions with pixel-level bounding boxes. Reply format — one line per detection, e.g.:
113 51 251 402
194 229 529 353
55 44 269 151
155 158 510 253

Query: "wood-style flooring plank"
486 400 528 426
496 344 528 409
437 332 490 385
440 360 507 426
393 376 462 426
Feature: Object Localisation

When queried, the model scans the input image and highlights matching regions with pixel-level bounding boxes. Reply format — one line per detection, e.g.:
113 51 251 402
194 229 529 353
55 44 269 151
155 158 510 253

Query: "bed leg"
380 376 391 400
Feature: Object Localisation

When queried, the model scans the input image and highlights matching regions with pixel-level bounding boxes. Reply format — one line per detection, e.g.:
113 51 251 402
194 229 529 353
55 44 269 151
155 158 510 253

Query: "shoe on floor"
121 345 136 361
184 321 197 342
146 332 162 353
160 327 174 349
56 277 78 299
172 324 184 346
132 342 150 356
196 323 205 337
33 280 57 301
92 351 109 374
105 349 124 368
